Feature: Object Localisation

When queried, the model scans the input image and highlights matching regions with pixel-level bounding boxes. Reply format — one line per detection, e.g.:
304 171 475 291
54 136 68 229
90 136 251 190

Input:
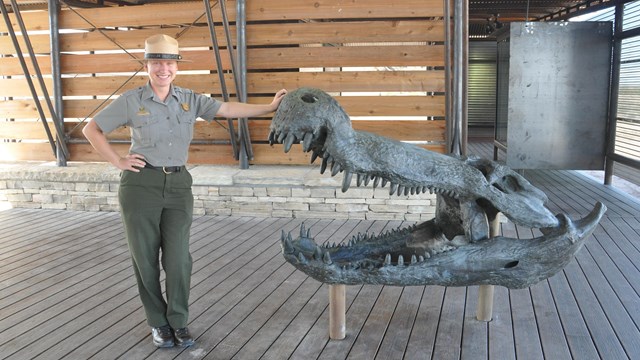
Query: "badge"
136 107 150 116
181 103 190 111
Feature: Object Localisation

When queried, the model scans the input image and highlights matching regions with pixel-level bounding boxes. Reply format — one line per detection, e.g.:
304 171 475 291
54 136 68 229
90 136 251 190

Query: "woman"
83 34 287 348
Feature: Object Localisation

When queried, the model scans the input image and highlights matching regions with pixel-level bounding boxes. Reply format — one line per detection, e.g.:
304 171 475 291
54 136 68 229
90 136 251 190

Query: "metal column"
450 0 468 156
49 0 67 166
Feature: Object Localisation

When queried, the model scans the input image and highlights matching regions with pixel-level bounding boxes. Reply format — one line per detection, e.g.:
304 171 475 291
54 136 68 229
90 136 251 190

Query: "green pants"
118 167 194 328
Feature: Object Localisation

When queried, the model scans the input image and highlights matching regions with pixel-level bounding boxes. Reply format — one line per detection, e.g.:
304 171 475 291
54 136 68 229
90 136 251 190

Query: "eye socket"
493 175 522 194
504 260 519 269
301 94 318 103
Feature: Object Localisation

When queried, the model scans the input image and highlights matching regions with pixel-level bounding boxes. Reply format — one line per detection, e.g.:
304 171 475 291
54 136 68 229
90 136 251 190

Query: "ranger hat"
135 34 191 62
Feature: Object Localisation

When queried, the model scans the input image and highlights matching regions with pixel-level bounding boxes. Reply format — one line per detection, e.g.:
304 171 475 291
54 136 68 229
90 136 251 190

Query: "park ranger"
83 34 286 348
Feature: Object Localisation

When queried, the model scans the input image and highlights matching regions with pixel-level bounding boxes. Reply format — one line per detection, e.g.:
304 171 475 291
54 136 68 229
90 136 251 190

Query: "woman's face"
145 60 178 89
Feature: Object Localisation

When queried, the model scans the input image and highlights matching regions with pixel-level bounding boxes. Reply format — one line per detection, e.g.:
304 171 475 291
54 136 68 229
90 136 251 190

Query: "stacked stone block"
0 163 437 220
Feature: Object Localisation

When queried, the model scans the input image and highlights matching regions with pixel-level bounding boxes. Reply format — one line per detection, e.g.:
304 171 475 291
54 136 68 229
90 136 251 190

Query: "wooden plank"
487 286 516 360
89 216 296 359
0 141 446 164
34 45 444 75
510 288 544 360
283 220 395 359
374 286 425 359
346 286 403 358
69 216 256 358
431 286 466 359
562 258 629 358
0 71 444 97
0 0 444 32
575 243 640 358
461 286 488 360
529 281 573 359
246 0 444 20
228 276 325 359
546 272 600 359
45 20 443 55
402 285 445 359
0 211 112 282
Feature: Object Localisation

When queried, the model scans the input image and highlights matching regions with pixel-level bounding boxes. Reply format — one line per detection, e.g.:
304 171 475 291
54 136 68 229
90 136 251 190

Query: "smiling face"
145 60 178 95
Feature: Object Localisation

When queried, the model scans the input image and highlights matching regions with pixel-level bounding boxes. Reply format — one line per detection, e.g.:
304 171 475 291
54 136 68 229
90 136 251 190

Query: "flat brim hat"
131 34 191 62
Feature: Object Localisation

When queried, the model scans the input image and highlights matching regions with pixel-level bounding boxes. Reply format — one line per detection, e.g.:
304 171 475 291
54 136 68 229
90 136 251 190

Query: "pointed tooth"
268 130 276 145
298 252 307 263
331 161 341 176
411 254 417 264
282 239 294 254
384 253 392 265
302 132 313 152
280 230 286 241
342 171 353 193
410 187 416 195
364 175 371 186
357 173 364 186
404 187 410 196
314 247 323 260
300 223 306 237
310 151 319 164
397 185 404 196
381 178 388 187
277 132 286 143
372 176 381 188
283 133 296 153
389 183 398 195
419 255 425 262
323 251 332 264
397 255 404 266
320 157 328 174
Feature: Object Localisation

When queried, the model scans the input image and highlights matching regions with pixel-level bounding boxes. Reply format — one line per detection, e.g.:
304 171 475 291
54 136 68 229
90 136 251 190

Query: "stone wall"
0 162 437 221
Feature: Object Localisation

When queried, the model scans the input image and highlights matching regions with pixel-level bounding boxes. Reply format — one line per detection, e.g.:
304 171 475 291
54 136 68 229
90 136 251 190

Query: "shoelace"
157 326 173 337
174 328 189 337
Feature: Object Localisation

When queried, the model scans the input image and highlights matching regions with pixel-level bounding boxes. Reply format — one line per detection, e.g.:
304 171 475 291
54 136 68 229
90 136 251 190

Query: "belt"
144 163 184 174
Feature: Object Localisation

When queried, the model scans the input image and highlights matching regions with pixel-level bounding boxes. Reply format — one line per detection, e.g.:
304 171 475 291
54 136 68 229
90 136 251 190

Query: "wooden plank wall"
0 0 446 165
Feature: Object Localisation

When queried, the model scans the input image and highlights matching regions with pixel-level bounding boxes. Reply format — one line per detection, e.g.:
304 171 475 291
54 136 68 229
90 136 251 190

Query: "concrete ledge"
0 161 437 220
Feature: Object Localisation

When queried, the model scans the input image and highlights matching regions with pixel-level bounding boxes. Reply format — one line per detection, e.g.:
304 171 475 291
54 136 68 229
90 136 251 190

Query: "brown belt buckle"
162 166 173 174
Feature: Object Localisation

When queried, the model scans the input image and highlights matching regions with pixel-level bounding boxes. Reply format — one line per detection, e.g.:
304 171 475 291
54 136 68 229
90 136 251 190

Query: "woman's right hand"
118 153 146 172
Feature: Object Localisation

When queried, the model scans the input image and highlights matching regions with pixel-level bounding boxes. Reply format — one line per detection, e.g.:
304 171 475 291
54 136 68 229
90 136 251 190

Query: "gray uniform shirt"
93 82 222 166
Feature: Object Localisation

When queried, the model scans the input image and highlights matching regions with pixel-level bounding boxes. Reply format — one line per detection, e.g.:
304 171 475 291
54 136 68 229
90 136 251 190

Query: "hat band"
144 53 182 60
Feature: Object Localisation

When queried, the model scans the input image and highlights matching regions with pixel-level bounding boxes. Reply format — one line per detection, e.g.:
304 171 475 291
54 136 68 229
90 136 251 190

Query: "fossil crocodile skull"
269 87 606 288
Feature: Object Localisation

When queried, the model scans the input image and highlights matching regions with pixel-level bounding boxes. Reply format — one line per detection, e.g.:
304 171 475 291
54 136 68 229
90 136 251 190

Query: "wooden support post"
476 213 501 321
329 284 346 339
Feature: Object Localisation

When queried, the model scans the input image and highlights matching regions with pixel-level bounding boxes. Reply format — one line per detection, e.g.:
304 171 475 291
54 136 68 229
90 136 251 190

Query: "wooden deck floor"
2 153 640 359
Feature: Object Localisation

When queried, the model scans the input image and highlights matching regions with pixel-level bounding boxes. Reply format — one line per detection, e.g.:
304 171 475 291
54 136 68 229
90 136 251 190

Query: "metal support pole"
10 0 69 161
202 0 239 160
49 0 67 166
451 0 468 156
0 1 57 157
444 0 452 152
604 2 623 185
236 0 251 168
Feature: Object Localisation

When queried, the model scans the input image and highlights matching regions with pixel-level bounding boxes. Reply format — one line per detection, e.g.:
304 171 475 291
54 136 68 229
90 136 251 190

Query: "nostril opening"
504 260 519 269
301 94 318 103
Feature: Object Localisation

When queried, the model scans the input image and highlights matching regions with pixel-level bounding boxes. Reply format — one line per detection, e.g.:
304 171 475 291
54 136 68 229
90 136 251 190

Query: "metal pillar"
450 0 468 156
236 0 250 169
49 0 67 166
0 0 68 160
202 0 239 161
605 2 623 185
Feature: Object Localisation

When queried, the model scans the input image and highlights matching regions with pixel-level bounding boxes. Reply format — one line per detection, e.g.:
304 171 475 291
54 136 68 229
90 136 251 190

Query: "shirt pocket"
130 114 159 146
177 113 196 142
